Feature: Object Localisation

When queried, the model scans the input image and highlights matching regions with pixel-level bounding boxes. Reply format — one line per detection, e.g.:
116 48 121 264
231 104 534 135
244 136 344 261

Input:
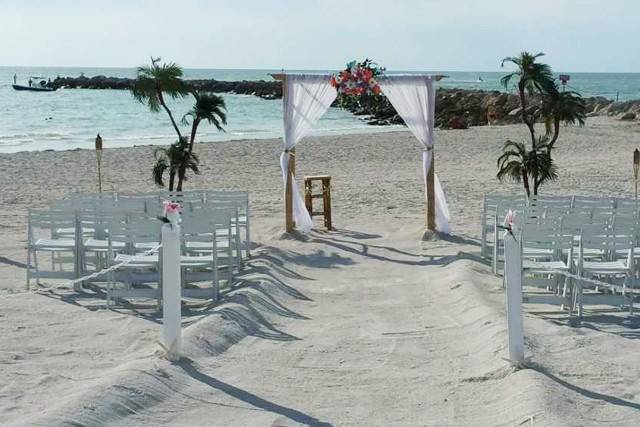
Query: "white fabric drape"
281 74 337 233
379 75 451 234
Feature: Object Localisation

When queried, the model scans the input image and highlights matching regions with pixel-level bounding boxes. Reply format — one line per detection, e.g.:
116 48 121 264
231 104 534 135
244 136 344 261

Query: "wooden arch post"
271 73 295 233
425 75 445 232
427 153 435 231
285 148 295 232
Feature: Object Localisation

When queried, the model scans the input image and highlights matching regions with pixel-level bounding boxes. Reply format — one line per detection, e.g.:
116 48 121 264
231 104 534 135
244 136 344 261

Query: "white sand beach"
3 117 640 426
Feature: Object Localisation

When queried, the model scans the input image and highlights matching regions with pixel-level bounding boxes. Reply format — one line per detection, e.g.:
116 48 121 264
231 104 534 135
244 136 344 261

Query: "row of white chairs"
518 214 639 317
59 190 251 257
484 194 640 317
482 194 640 260
26 191 251 306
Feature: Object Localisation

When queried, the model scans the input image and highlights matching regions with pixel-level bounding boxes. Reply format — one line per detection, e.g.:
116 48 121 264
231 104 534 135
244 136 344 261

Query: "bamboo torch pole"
95 134 103 193
634 148 639 201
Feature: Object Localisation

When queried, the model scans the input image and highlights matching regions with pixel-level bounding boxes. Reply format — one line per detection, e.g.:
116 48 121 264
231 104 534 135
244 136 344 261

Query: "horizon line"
0 64 638 75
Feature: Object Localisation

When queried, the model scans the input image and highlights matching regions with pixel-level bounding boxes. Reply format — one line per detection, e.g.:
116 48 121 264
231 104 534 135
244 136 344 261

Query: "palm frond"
500 73 518 90
191 92 227 131
500 51 555 96
130 57 189 111
497 140 528 182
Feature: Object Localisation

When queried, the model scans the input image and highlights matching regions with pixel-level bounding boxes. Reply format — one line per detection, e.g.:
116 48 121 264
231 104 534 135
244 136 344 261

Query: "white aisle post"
162 221 182 362
503 230 525 365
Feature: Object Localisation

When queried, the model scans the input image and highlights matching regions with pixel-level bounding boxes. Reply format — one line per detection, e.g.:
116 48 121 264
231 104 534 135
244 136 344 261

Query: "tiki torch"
634 148 639 200
95 134 103 193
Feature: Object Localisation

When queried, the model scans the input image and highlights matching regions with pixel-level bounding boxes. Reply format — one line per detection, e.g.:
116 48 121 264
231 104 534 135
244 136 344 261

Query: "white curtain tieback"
424 146 433 152
283 149 296 156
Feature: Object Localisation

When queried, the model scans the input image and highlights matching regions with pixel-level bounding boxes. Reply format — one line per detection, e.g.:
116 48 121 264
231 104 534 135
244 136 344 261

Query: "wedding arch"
270 69 450 235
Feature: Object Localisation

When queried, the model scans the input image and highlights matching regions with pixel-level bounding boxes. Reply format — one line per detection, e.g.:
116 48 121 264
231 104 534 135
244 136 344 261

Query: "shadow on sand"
178 359 334 426
0 256 29 269
530 363 640 411
37 246 315 336
537 312 640 340
309 228 485 268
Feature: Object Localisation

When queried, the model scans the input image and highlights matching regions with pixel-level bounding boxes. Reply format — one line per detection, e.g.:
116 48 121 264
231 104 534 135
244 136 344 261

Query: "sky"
1 0 639 72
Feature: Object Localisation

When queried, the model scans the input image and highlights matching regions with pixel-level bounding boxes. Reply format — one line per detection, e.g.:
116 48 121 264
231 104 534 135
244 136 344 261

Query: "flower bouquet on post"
158 201 182 228
330 59 385 96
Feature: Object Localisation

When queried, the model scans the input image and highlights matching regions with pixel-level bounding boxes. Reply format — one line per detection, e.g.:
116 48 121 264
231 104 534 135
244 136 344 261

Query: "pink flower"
503 209 516 230
163 201 182 216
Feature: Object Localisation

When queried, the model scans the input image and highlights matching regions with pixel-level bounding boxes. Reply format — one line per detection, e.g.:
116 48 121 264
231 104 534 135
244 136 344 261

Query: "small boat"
12 84 56 92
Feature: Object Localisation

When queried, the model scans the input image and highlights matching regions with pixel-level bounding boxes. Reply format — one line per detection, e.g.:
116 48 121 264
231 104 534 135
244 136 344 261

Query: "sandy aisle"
121 222 547 426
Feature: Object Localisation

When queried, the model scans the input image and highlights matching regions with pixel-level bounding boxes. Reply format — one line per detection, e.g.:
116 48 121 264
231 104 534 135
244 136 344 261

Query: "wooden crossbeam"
270 73 448 81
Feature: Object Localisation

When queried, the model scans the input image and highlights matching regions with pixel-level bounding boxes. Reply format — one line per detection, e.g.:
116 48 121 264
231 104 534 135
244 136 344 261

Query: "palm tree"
182 91 227 152
175 91 227 190
152 137 199 191
131 57 189 140
541 86 587 150
497 138 558 198
500 52 556 143
500 51 563 197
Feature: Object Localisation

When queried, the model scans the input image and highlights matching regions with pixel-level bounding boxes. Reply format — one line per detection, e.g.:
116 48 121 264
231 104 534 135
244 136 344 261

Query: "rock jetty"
51 75 640 129
51 75 282 99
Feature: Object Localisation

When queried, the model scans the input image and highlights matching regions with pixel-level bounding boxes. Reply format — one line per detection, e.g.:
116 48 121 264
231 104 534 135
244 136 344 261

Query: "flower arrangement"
158 200 182 225
503 209 516 232
330 59 385 96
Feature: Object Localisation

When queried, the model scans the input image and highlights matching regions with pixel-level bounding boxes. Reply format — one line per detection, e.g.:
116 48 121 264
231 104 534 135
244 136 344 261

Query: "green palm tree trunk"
168 171 175 191
157 89 183 140
176 171 185 192
522 170 531 198
518 82 538 197
548 119 560 150
189 118 201 153
176 119 202 191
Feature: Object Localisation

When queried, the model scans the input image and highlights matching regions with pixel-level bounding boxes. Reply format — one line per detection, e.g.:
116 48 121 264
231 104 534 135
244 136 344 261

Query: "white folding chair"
205 191 251 258
106 216 162 305
521 222 574 295
574 224 635 317
26 209 80 289
181 211 235 300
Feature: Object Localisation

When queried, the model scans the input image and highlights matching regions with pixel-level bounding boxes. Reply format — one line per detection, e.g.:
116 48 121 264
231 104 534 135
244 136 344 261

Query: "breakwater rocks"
52 75 640 128
51 76 282 99
336 90 632 128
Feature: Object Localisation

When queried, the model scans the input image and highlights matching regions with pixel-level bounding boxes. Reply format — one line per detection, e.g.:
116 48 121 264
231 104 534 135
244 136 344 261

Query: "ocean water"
1 66 639 153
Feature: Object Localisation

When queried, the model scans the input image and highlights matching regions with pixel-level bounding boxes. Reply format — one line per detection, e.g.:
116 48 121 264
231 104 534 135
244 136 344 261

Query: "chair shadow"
542 313 640 340
226 279 310 320
255 246 353 271
234 265 313 301
313 228 381 240
250 249 314 280
178 359 334 426
225 287 309 321
36 247 314 331
0 256 29 269
438 233 482 247
216 303 300 342
529 363 640 411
